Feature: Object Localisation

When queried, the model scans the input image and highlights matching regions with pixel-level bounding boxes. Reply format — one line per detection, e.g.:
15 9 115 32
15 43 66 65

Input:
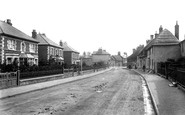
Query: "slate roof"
0 21 38 43
92 49 110 55
112 55 123 61
36 33 63 48
63 42 79 53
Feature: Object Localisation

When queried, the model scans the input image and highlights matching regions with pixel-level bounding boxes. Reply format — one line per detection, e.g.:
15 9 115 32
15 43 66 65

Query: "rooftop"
0 20 38 43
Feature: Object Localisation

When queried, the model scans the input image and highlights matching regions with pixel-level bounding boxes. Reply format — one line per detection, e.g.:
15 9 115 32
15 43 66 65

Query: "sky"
1 0 185 56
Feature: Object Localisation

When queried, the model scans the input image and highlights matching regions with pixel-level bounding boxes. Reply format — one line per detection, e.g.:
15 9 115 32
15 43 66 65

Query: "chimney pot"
175 21 179 40
150 35 154 40
6 19 12 26
32 29 37 38
59 40 63 46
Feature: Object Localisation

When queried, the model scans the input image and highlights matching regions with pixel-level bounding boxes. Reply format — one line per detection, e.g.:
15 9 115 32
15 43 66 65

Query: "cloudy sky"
1 0 185 56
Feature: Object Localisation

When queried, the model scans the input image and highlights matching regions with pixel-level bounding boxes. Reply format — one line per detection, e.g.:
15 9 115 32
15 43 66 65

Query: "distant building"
127 45 144 68
0 19 39 66
111 52 124 66
32 30 64 65
137 23 180 72
92 48 111 65
61 42 80 67
80 52 93 66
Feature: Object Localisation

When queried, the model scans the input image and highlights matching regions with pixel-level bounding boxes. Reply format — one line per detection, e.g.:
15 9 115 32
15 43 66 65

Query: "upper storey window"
7 40 16 50
21 42 26 52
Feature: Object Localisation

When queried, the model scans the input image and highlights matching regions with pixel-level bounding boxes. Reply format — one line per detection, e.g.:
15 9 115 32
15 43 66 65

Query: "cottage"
0 19 39 66
32 30 64 65
137 22 180 73
111 52 124 67
127 45 144 68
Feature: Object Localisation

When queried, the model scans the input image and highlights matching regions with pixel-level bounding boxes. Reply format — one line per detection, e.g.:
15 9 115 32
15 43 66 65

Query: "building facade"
111 52 124 67
0 20 39 66
92 48 111 65
61 42 80 67
137 23 180 72
32 30 63 65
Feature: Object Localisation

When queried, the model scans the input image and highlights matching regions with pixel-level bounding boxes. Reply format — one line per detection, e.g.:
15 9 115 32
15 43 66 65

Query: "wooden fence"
0 70 20 89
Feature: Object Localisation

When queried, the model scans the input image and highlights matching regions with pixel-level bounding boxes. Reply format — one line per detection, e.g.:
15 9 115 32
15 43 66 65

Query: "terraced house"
32 30 64 65
0 19 39 66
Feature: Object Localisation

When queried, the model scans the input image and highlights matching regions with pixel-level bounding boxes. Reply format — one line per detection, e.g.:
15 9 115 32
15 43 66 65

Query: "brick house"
92 48 111 65
0 20 39 66
32 30 64 65
60 42 79 67
137 23 180 73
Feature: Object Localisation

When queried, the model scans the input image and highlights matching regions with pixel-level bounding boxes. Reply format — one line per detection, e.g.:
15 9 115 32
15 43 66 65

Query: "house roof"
36 33 63 48
144 29 179 51
92 49 110 55
127 46 144 62
63 42 79 53
112 55 123 61
0 21 38 43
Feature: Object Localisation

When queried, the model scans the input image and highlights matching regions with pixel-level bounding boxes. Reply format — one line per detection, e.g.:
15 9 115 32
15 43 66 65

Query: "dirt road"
0 68 144 115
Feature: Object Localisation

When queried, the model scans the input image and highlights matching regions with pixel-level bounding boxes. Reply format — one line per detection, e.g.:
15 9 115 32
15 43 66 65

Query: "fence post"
17 70 20 86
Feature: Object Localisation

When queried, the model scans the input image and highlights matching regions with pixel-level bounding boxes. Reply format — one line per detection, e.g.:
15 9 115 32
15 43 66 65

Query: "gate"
0 70 20 89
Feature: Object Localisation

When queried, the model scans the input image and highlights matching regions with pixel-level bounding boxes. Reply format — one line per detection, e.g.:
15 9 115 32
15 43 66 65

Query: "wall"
38 45 48 63
152 45 180 72
180 40 185 57
64 51 72 66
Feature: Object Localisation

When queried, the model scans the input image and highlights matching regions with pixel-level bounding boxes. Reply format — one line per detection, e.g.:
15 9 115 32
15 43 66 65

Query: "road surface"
0 68 144 115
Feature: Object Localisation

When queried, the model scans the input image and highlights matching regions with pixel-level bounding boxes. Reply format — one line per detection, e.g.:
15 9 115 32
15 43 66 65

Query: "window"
29 44 35 53
21 42 26 52
7 40 16 50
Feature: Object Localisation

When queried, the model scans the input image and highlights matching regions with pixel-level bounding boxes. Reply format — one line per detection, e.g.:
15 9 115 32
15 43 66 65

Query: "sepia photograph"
0 0 185 115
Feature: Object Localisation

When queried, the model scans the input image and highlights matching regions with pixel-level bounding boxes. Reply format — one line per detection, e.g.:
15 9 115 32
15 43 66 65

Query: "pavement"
0 68 112 99
135 69 185 115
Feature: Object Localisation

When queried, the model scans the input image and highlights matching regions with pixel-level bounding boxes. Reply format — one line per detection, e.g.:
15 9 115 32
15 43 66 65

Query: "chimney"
150 35 154 40
175 21 179 39
133 48 136 53
155 32 159 38
118 51 121 55
59 40 63 46
6 19 12 26
159 25 163 34
32 30 37 38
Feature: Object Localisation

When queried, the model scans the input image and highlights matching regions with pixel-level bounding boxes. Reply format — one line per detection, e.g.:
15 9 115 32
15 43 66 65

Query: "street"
0 68 144 115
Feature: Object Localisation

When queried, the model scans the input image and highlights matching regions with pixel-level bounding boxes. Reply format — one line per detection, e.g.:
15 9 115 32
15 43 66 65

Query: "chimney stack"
150 35 154 40
6 19 12 26
155 32 159 38
59 40 63 46
32 30 37 38
118 51 121 55
159 25 163 34
175 21 179 39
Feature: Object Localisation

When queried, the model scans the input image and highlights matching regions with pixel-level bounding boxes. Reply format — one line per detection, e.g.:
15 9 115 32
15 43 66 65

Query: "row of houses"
81 48 127 67
0 19 80 68
127 21 185 73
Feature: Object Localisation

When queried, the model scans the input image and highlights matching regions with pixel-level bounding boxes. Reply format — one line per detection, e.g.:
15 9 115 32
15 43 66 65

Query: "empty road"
0 68 144 115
